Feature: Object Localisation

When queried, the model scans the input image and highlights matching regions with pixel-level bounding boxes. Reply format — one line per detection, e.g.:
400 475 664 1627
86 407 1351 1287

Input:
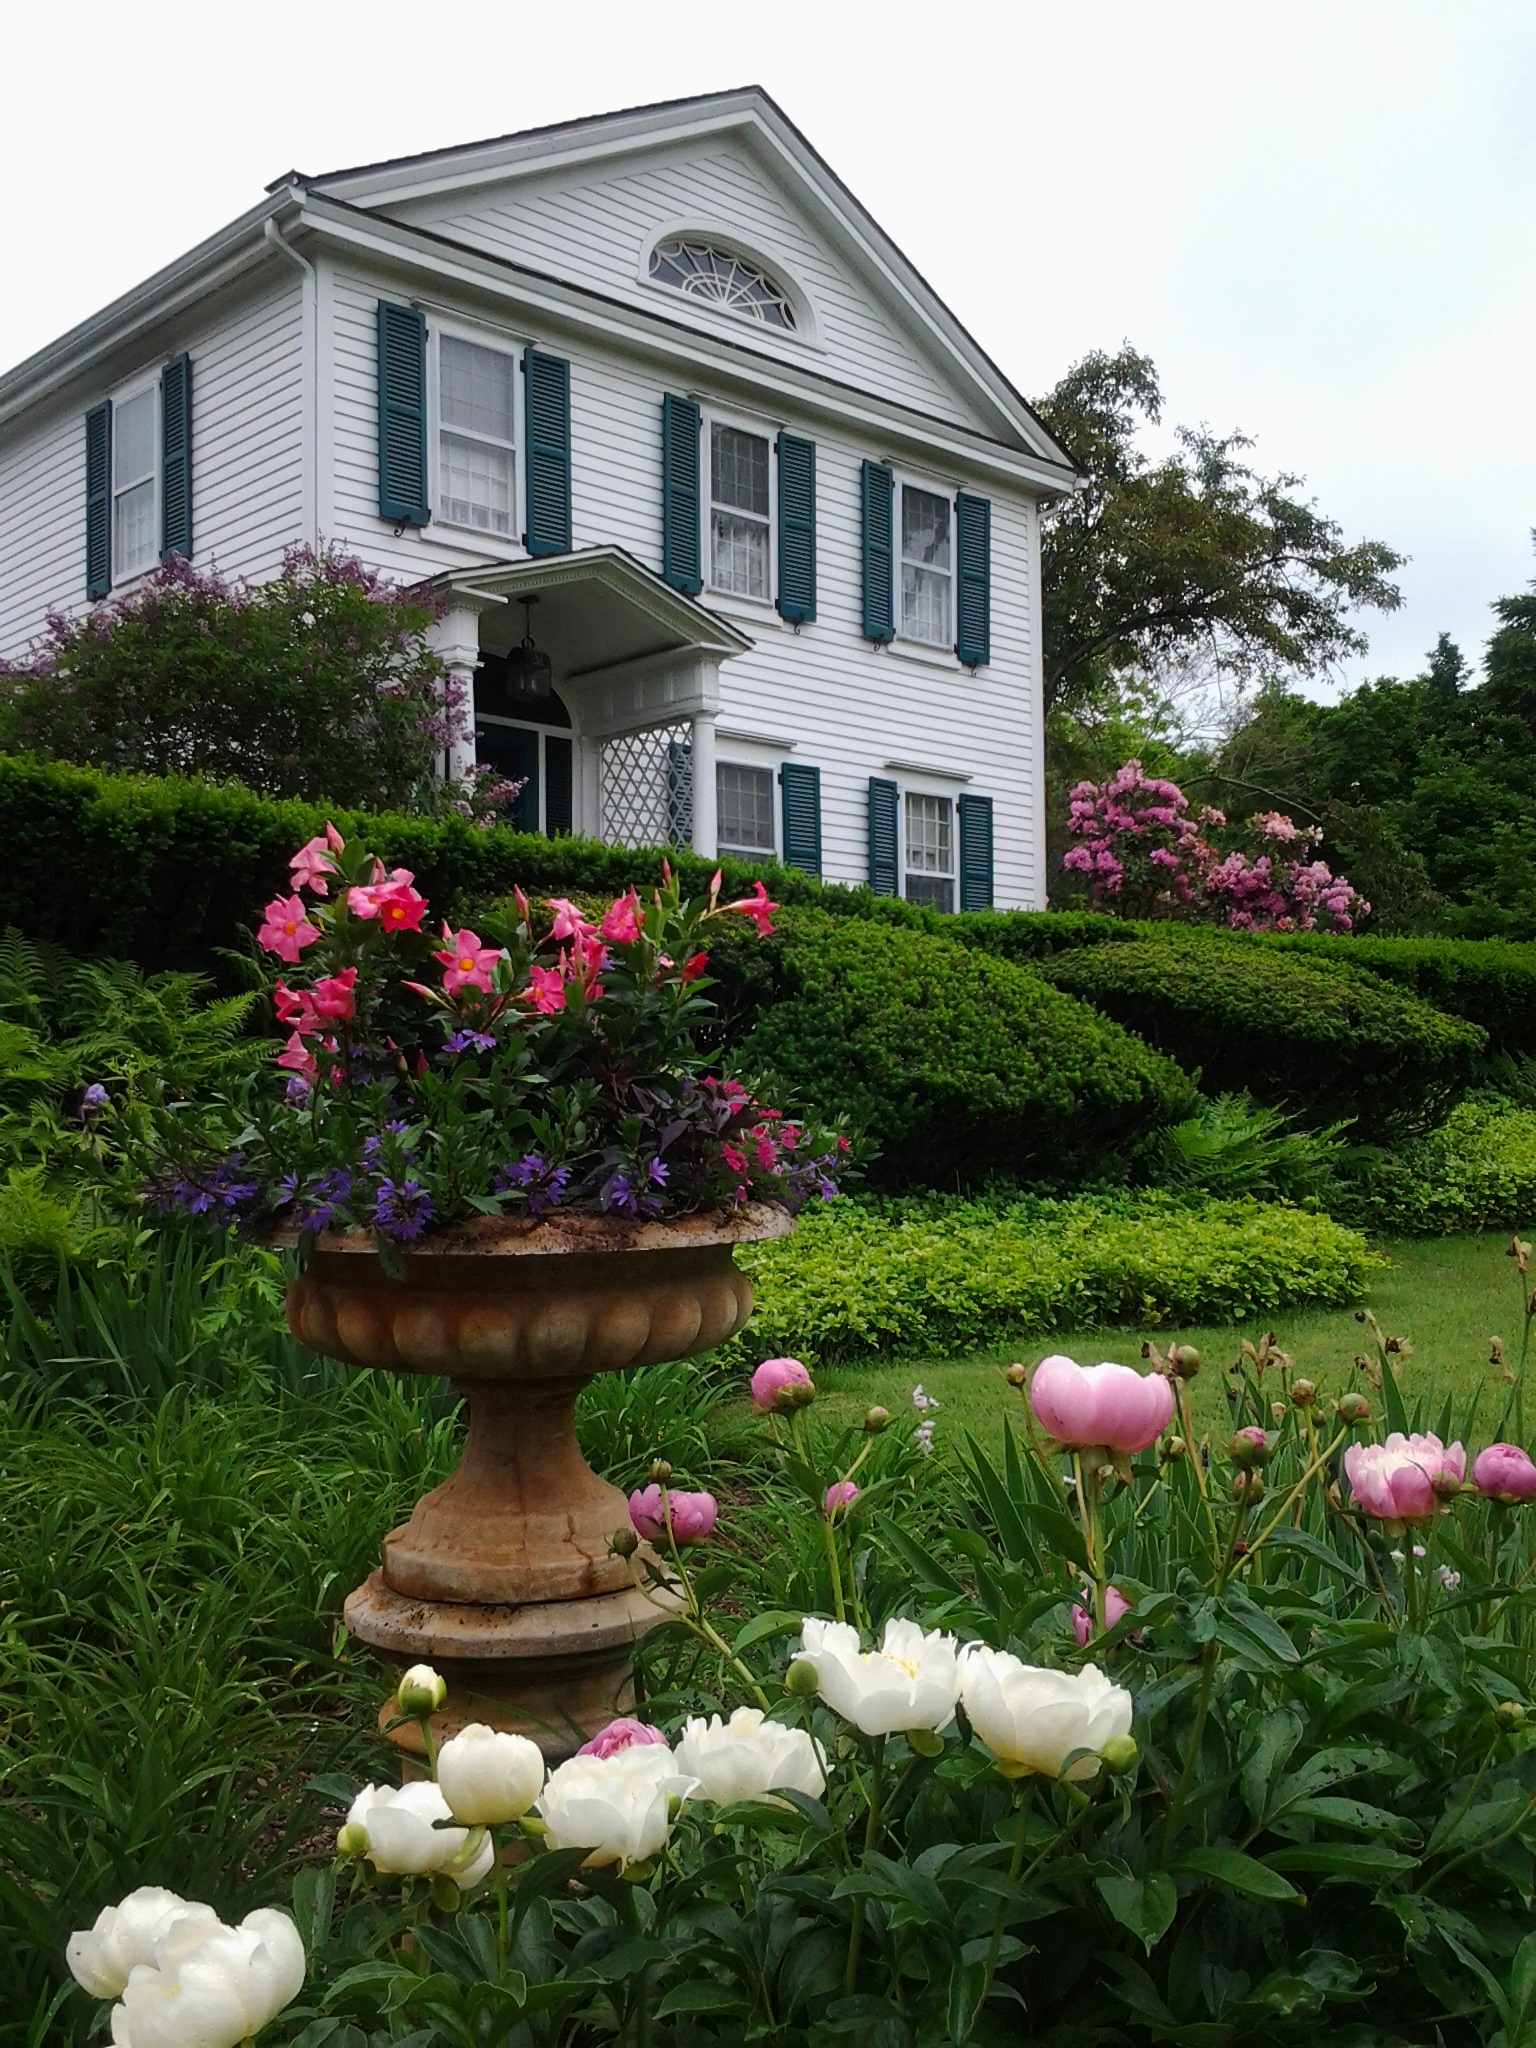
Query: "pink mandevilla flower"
434 926 502 996
577 1717 669 1759
275 1031 317 1079
524 964 567 1014
722 880 778 937
628 1485 718 1545
348 869 428 933
750 1357 814 1411
1029 1355 1175 1454
1344 1432 1466 1523
824 1481 860 1516
310 967 358 1023
545 897 595 943
257 894 321 964
289 825 344 896
600 888 644 944
1473 1443 1536 1504
1072 1583 1132 1646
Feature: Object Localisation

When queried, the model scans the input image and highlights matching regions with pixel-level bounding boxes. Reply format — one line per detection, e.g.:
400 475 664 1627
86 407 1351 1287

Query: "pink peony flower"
751 1357 814 1412
434 925 502 996
577 1717 669 1759
310 967 358 1023
600 888 644 944
824 1481 860 1516
348 869 427 933
1072 1584 1132 1647
722 880 777 937
257 894 321 964
1344 1432 1466 1523
523 964 567 1014
628 1484 718 1545
1473 1443 1536 1503
1029 1355 1175 1454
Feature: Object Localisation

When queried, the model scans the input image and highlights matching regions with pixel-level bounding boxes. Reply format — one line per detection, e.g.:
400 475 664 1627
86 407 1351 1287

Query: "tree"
1035 346 1405 715
1425 631 1470 697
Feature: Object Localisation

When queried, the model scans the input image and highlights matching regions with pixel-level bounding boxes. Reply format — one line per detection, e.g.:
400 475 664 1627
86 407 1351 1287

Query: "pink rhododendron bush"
58 1284 1536 2047
1064 758 1368 929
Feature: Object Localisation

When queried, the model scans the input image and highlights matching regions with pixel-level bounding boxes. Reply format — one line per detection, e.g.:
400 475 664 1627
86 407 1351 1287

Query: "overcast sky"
6 0 1532 695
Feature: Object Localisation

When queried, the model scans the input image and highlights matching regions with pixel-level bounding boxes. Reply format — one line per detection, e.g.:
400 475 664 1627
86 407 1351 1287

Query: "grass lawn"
799 1230 1530 1449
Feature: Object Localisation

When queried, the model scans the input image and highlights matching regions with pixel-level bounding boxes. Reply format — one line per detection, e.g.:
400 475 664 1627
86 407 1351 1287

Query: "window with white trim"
904 791 955 911
716 763 776 857
438 334 517 537
649 240 797 329
900 483 953 648
112 385 158 581
709 421 772 600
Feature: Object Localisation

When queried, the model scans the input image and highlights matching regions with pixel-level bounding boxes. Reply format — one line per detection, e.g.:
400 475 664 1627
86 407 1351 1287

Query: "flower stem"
843 1739 884 1995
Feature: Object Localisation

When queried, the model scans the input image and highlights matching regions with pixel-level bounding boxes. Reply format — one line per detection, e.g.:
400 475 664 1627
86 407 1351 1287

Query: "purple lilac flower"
441 1028 497 1059
79 1083 108 1118
375 1177 432 1241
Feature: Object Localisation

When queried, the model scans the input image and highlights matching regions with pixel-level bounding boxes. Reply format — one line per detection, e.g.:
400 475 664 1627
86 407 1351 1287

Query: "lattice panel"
600 721 694 849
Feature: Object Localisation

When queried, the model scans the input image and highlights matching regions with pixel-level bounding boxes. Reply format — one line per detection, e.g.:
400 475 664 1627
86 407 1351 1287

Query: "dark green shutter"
523 347 571 556
776 431 816 622
867 777 898 896
958 793 994 910
85 401 112 599
780 762 822 876
955 491 991 666
545 736 573 836
861 460 894 642
376 302 428 526
160 353 192 561
661 394 702 593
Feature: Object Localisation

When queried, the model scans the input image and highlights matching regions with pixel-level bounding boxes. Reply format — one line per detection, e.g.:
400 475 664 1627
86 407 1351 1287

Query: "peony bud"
1271 1401 1287 1422
1100 1733 1140 1775
1431 1466 1464 1499
780 1378 817 1411
1290 1378 1316 1406
1163 1435 1186 1460
1229 1426 1271 1470
863 1405 892 1433
1495 1700 1528 1730
648 1459 673 1483
1336 1392 1371 1425
1231 1470 1265 1507
1169 1345 1201 1379
610 1523 640 1558
336 1823 369 1858
906 1726 945 1758
784 1657 820 1698
397 1663 447 1717
1005 1363 1028 1388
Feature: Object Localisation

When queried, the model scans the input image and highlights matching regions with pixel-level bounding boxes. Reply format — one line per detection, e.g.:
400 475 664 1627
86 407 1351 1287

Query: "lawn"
802 1230 1528 1448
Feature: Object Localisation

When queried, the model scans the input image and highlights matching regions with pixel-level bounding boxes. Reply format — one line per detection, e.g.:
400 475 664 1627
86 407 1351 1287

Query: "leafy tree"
1035 345 1405 714
1426 629 1470 696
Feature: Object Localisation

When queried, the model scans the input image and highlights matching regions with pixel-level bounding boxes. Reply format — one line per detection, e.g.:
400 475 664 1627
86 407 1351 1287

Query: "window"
649 239 796 329
112 386 158 581
900 484 953 647
904 792 955 911
438 335 516 536
709 422 771 599
717 763 776 857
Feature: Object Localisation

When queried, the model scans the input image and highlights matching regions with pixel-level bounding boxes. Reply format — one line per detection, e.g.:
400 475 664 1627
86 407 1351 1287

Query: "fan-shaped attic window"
648 239 797 330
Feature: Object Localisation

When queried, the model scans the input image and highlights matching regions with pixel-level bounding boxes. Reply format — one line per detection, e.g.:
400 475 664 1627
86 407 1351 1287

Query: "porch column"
429 603 484 786
690 710 718 860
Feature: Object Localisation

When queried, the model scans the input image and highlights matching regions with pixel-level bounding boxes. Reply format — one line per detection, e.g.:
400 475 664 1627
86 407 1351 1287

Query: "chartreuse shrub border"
1343 1095 1536 1237
721 1191 1382 1367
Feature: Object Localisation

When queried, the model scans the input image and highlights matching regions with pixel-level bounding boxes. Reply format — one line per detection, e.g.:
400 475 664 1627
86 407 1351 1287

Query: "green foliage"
725 1190 1380 1366
1041 930 1485 1138
1157 1092 1348 1204
1343 1096 1536 1237
1253 927 1536 1056
715 911 1198 1186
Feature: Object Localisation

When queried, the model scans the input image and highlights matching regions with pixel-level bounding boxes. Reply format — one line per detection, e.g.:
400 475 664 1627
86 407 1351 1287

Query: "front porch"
430 549 753 858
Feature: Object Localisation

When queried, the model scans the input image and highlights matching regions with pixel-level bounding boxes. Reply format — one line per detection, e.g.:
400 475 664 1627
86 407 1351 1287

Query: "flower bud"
1431 1466 1463 1499
779 1378 817 1411
1169 1345 1201 1379
648 1459 672 1483
429 1874 462 1913
1231 1470 1265 1507
1336 1392 1371 1425
1004 1363 1028 1388
1495 1700 1528 1730
609 1524 640 1558
397 1663 447 1716
863 1405 892 1433
336 1822 370 1858
518 1813 549 1838
1100 1733 1140 1775
1270 1401 1287 1422
1163 1435 1186 1461
906 1726 945 1757
784 1656 820 1698
1229 1426 1271 1470
1290 1378 1316 1406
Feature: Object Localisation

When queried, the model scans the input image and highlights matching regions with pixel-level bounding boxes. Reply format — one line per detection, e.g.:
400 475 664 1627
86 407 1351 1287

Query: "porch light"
504 595 553 704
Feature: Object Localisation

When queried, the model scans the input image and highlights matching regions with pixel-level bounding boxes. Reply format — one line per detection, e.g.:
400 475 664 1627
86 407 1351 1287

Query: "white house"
0 88 1077 909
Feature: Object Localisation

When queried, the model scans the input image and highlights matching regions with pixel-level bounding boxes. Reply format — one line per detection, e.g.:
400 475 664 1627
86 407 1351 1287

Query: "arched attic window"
647 238 797 330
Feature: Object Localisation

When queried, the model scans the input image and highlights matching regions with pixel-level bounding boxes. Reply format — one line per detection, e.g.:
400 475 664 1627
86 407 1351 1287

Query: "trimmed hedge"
1040 931 1485 1138
1343 1096 1536 1236
715 911 1198 1186
1250 929 1536 1056
722 1191 1383 1367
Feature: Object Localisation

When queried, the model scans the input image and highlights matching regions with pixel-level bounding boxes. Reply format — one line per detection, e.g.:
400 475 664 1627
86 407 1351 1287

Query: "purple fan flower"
296 1168 353 1234
441 1028 497 1059
79 1083 108 1118
375 1176 432 1241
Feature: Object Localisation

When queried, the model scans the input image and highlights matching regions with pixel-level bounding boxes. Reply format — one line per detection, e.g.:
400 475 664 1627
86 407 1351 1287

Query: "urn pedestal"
284 1205 789 1759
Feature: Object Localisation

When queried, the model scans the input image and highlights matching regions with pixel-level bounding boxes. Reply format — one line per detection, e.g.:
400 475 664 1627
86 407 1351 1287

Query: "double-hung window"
438 335 517 537
112 385 159 582
904 791 955 911
709 421 771 600
716 762 777 858
900 483 953 647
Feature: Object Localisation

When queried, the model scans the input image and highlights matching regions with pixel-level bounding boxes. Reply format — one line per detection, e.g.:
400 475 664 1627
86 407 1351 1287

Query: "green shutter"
523 347 571 556
867 777 899 896
958 793 994 910
661 394 702 593
955 491 991 666
545 736 573 837
861 460 894 642
780 762 822 876
85 401 112 599
376 302 428 526
160 353 193 562
776 431 816 622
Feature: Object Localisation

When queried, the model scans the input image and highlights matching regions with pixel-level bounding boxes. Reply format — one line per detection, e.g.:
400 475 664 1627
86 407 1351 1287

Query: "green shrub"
1041 930 1484 1137
946 905 1132 961
1342 1095 1536 1236
1252 928 1536 1055
714 911 1198 1185
725 1190 1381 1366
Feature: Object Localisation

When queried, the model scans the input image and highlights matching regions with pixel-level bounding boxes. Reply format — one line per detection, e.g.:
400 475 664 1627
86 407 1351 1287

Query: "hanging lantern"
503 595 553 704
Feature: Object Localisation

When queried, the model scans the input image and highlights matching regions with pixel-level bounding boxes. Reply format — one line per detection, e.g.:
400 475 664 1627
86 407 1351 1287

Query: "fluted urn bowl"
284 1203 792 1755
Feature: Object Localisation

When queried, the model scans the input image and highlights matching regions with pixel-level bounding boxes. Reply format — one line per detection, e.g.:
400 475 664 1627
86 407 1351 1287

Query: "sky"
5 0 1533 696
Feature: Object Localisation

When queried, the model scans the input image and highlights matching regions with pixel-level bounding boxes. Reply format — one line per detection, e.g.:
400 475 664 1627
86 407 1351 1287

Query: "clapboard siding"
390 141 987 432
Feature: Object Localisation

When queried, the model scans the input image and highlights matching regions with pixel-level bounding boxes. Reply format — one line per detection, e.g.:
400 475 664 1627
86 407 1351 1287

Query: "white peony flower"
110 1907 305 2048
396 1663 447 1715
796 1617 961 1738
674 1707 827 1805
536 1741 693 1869
66 1887 221 2000
436 1723 546 1826
341 1780 494 1887
960 1647 1133 1780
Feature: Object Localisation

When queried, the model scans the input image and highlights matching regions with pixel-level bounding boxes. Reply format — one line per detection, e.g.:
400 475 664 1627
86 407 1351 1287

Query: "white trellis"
599 721 694 848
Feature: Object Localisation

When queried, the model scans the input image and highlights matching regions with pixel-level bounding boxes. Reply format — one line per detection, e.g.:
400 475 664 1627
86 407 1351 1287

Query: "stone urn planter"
285 1202 792 1758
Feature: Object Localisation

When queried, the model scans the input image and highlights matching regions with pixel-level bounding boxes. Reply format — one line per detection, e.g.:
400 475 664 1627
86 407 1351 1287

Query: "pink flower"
750 1356 814 1412
681 950 709 983
1344 1432 1466 1524
524 964 567 1014
823 1481 860 1516
1072 1584 1132 1646
257 894 321 964
1028 1355 1175 1454
273 979 318 1034
274 1030 316 1079
545 897 595 943
577 1716 669 1759
600 888 644 944
433 925 502 996
289 824 344 896
348 869 427 933
310 967 358 1023
628 1485 718 1545
1473 1443 1536 1504
722 880 778 937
